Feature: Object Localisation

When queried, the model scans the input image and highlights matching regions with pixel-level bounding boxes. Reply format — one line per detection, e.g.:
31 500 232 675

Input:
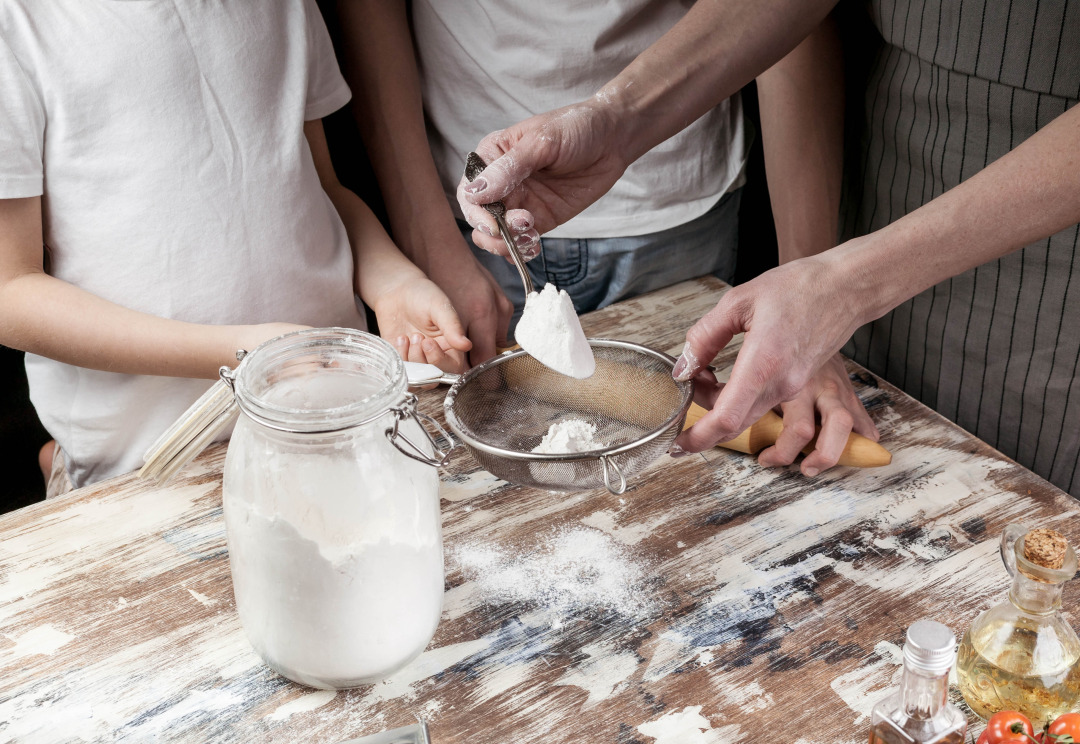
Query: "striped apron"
840 0 1080 494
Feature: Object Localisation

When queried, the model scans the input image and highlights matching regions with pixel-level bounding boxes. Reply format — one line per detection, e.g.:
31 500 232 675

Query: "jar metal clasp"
386 392 456 468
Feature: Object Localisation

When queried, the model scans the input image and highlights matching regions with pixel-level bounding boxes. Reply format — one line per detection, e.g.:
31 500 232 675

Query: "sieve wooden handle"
683 403 892 468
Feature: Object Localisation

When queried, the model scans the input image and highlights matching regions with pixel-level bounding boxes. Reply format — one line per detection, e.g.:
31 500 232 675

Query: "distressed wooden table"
2 276 1077 744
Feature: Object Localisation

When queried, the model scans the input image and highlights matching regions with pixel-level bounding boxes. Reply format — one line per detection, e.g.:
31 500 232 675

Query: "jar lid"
139 329 455 484
903 619 956 675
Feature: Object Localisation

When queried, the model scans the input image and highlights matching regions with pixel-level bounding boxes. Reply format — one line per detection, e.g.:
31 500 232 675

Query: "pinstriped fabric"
840 0 1080 494
866 0 1080 99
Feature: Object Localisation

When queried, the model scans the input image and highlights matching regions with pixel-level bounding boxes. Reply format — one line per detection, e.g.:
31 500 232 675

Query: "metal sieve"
440 340 692 495
140 334 691 497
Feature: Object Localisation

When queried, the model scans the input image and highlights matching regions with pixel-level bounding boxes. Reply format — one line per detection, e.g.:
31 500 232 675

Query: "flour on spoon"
515 283 596 379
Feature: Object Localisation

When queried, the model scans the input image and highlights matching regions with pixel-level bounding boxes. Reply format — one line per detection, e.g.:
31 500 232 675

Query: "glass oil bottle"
957 525 1080 723
869 619 967 744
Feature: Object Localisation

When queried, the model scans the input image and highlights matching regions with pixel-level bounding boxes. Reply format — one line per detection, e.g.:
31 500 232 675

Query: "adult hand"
456 97 629 258
756 354 879 476
425 244 514 367
671 250 876 456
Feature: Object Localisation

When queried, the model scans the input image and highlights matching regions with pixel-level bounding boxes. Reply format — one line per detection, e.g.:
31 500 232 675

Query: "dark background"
0 7 780 514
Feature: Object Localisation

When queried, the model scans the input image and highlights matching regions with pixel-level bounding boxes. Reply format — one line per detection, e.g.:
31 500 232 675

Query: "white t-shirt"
412 0 747 239
0 0 365 488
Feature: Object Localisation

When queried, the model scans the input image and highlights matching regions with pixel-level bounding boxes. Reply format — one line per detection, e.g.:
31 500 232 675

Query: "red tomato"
984 711 1035 744
1044 712 1080 743
980 729 1028 742
979 731 1027 744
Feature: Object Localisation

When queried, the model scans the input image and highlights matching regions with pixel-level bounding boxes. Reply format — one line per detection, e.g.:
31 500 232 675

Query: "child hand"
393 333 460 373
373 277 472 373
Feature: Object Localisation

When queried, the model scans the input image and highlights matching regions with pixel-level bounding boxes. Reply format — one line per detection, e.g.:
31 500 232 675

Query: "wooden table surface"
2 276 1077 744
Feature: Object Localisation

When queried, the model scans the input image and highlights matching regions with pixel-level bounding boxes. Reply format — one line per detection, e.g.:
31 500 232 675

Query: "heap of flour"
532 418 602 453
451 525 654 621
515 283 596 379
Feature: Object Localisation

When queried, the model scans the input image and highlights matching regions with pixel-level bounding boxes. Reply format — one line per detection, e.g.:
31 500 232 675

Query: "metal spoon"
464 152 535 296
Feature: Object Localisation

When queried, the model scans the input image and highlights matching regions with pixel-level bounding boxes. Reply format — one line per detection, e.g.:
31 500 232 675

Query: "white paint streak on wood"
440 470 507 502
187 588 216 607
129 688 244 738
476 659 543 703
579 508 672 546
553 640 640 708
637 705 739 743
367 638 491 703
4 624 74 657
709 671 774 713
267 690 337 721
829 641 904 723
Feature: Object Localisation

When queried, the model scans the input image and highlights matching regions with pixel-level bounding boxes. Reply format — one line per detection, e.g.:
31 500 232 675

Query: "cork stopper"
1024 528 1068 570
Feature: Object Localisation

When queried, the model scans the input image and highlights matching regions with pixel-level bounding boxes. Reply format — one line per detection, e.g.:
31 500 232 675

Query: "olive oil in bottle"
957 526 1080 722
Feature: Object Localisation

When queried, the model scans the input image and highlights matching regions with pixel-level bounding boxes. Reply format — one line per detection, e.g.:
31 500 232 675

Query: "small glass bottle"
869 620 968 744
957 525 1080 722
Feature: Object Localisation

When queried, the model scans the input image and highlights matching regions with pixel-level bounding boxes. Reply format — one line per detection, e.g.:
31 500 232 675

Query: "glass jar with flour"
220 328 449 689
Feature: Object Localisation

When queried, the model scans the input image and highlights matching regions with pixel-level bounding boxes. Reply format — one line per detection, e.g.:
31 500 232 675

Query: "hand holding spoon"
463 153 594 379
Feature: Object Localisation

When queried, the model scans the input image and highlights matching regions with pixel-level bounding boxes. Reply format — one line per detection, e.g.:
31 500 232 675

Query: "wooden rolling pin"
684 403 892 467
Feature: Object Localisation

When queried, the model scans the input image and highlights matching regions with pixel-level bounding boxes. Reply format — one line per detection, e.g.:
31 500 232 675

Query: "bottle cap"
903 619 955 675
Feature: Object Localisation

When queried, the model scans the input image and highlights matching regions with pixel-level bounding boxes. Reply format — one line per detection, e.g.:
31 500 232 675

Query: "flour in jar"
223 372 444 689
515 283 596 379
532 418 602 453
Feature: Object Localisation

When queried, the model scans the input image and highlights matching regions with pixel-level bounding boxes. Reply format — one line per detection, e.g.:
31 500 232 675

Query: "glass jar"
220 328 449 689
869 619 968 744
957 524 1080 721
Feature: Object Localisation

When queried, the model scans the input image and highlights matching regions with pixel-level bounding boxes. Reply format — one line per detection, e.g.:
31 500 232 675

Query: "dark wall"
734 81 780 285
0 346 49 511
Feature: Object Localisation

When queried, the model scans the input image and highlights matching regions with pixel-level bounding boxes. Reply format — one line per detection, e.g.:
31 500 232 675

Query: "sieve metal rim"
442 339 693 462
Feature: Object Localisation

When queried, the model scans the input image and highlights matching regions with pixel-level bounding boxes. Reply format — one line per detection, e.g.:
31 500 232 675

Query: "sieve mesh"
443 340 692 493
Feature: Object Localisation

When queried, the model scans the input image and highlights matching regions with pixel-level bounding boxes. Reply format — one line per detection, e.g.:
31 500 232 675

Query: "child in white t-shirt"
0 0 469 490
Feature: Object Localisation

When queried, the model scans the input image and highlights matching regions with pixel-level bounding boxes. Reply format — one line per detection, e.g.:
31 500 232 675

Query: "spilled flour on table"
451 526 653 622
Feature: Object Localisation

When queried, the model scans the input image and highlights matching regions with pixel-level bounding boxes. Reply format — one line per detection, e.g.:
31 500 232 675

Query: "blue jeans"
464 188 741 338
